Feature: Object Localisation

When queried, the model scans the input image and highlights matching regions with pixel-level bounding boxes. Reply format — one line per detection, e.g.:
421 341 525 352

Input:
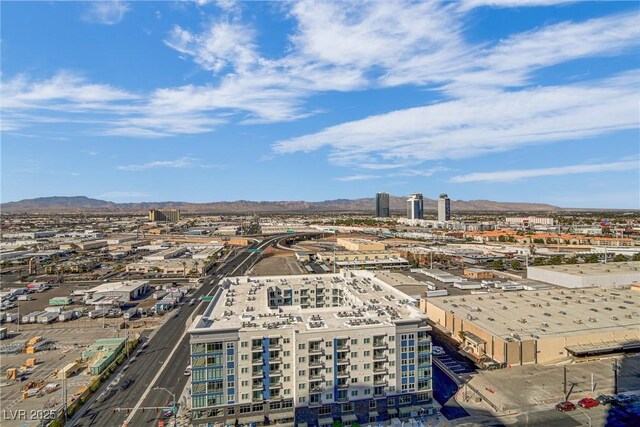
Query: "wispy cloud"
83 1 130 25
334 174 380 182
117 157 197 171
450 160 639 183
273 71 640 166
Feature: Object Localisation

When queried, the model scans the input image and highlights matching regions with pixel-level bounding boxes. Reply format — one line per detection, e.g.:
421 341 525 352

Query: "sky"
1 0 639 208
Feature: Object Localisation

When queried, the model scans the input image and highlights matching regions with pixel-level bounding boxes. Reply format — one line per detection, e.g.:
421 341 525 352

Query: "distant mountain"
0 195 562 214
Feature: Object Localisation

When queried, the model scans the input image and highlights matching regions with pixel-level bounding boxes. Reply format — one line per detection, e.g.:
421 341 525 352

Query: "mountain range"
0 195 562 214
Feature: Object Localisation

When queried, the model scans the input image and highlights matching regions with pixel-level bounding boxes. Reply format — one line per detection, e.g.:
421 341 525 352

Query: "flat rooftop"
191 271 427 334
87 280 149 293
528 261 640 277
427 287 640 340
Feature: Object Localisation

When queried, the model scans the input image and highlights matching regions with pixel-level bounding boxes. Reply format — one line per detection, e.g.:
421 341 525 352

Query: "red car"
578 398 599 408
556 401 576 412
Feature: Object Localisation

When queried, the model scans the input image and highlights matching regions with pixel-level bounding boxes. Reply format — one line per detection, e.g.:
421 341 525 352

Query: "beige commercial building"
148 209 181 222
422 287 640 367
317 250 409 270
188 270 434 427
527 261 640 289
336 238 386 252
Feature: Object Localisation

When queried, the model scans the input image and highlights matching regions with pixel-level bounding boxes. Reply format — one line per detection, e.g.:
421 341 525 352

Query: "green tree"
632 253 640 262
498 235 507 243
531 257 546 266
564 256 578 264
511 260 522 270
547 256 563 266
533 238 545 244
612 254 628 262
584 254 599 263
492 259 505 270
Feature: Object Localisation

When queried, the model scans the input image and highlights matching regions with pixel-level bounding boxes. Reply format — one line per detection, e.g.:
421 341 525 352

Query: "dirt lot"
249 255 306 276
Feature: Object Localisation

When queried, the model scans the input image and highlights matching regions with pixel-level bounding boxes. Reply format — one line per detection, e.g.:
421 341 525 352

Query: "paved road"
71 235 289 427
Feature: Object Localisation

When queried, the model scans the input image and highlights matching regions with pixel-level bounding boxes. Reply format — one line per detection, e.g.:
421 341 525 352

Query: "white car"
432 346 445 356
184 365 192 376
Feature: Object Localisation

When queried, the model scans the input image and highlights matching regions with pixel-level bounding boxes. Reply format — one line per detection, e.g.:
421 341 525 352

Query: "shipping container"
37 312 58 324
153 290 168 300
44 306 63 314
17 295 32 301
58 311 78 322
5 313 20 323
89 309 109 319
123 308 139 320
49 297 72 306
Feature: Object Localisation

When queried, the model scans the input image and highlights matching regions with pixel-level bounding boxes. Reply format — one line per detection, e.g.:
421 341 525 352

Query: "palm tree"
182 261 187 277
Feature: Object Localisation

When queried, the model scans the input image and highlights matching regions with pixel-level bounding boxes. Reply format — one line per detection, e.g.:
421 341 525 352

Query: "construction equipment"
6 368 19 380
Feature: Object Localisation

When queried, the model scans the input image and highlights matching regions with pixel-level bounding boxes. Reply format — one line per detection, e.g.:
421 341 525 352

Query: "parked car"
578 398 599 408
432 346 445 356
595 395 615 405
184 365 192 376
120 378 133 390
615 394 633 404
556 401 576 412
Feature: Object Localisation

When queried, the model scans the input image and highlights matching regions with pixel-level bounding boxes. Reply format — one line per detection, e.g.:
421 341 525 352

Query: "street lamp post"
576 405 591 427
612 359 620 395
154 386 177 426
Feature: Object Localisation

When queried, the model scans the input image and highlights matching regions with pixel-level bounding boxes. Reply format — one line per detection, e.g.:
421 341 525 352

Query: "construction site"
0 325 137 427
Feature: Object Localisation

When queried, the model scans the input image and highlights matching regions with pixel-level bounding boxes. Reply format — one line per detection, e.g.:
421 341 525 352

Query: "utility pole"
563 365 567 397
612 359 619 394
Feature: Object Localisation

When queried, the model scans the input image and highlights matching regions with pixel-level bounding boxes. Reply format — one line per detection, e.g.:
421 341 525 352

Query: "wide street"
70 234 301 427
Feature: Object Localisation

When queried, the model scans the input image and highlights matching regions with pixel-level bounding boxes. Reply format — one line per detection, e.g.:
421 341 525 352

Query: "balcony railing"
373 354 387 361
336 358 350 365
309 359 324 368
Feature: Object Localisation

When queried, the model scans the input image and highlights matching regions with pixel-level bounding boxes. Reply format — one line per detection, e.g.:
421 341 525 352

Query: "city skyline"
1 1 639 208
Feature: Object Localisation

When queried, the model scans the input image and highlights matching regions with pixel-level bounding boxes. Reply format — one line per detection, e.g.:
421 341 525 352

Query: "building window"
242 381 248 386
364 338 371 344
400 395 411 404
369 400 376 408
352 365 358 371
342 402 353 412
351 352 358 357
242 394 249 400
319 406 331 415
298 357 306 363
241 367 248 373
364 388 371 395
253 403 264 412
326 341 332 347
284 351 290 356
299 397 306 403
351 378 358 383
364 351 370 357
351 390 358 397
284 338 290 344
351 339 358 345
389 336 395 342
387 398 395 406
299 343 306 350
227 342 234 349
364 376 370 382
364 363 370 370
284 389 291 395
299 383 306 389
284 364 291 369
241 341 248 348
228 407 235 415
299 370 306 376
241 354 248 361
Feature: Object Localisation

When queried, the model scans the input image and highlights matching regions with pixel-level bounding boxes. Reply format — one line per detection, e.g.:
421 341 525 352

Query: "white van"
184 365 192 376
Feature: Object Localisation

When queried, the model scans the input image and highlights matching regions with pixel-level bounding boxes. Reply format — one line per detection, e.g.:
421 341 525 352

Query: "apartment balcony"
269 343 283 351
336 358 350 366
252 358 264 365
310 384 324 393
309 372 324 381
373 366 388 374
336 394 349 402
252 370 263 378
336 345 350 352
252 396 264 403
373 354 387 361
336 370 350 378
373 391 385 398
252 345 263 351
252 381 263 390
309 346 324 355
269 356 283 363
270 381 283 389
374 379 388 386
309 359 324 368
270 369 283 377
373 342 388 350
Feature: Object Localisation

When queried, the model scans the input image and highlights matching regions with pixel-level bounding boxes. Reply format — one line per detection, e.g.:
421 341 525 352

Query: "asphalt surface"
70 235 290 427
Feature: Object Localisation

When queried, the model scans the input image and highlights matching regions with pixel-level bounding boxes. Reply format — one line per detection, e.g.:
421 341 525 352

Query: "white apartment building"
188 270 434 427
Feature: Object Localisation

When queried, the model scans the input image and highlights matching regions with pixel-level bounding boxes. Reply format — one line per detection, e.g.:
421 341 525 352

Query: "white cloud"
459 0 574 11
450 160 639 183
117 157 197 171
273 71 640 166
83 1 130 25
334 174 380 182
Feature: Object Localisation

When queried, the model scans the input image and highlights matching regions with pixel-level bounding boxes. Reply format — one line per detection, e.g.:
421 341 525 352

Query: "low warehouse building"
84 280 149 303
527 261 640 288
336 237 386 251
422 287 640 366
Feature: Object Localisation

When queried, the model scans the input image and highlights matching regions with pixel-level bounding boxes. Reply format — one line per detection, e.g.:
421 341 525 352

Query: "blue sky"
1 0 639 208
